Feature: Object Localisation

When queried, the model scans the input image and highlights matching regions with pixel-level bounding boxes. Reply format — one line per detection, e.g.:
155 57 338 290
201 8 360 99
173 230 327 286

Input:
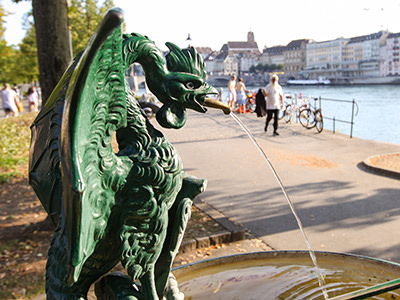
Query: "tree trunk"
32 0 72 105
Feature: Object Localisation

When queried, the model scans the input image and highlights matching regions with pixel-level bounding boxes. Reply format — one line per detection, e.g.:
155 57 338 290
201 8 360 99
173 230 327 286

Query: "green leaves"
0 113 35 183
69 0 116 55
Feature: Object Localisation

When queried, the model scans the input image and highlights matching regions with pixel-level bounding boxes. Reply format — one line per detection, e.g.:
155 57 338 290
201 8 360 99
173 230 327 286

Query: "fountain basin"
173 251 400 299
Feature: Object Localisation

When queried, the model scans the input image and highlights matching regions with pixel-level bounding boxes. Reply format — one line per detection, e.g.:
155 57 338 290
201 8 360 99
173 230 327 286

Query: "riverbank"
5 83 400 144
206 74 400 87
210 84 400 145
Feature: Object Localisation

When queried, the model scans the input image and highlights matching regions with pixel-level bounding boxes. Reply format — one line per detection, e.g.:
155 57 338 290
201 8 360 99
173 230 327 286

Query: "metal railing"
315 97 359 138
285 94 359 138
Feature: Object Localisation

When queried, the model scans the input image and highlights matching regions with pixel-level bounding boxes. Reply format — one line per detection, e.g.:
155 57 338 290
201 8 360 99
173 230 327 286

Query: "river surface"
217 85 400 145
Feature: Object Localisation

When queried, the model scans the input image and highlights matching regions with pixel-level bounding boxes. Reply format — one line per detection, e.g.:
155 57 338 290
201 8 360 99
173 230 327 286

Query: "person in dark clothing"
255 88 267 117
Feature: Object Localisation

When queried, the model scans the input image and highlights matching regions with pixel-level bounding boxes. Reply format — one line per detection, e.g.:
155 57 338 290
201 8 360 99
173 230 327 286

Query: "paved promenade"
161 109 400 263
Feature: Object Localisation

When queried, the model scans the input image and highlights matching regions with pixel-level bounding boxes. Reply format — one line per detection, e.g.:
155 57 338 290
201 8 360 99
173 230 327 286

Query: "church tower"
247 31 255 43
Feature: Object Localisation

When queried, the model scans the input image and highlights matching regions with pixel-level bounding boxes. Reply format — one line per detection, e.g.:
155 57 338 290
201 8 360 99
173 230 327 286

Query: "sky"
3 0 400 51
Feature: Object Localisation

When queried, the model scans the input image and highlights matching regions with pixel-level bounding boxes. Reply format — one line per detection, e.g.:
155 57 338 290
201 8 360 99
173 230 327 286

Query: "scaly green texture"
28 7 229 300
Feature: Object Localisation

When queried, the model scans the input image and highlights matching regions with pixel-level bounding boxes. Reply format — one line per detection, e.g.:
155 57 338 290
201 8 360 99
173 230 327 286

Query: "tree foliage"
14 24 38 83
0 0 116 86
0 3 17 84
249 63 284 74
0 2 6 39
69 0 115 55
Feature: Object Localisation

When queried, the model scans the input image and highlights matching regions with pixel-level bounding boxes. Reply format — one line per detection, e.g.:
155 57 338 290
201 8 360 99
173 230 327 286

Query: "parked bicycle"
283 96 311 123
278 94 293 120
299 99 323 133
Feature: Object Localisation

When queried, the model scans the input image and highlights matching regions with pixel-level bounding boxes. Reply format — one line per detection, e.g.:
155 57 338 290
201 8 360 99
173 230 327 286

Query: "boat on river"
287 77 331 86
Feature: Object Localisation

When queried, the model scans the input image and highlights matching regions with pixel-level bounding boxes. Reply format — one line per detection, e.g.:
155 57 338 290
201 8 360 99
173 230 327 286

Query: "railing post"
350 99 355 139
333 117 336 133
292 94 299 123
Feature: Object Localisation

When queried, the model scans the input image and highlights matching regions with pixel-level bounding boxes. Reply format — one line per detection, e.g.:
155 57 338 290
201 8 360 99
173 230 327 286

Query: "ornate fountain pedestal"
173 251 400 299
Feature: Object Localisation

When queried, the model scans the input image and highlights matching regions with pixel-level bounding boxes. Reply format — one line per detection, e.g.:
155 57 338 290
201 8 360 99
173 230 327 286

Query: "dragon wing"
30 8 133 283
29 57 79 224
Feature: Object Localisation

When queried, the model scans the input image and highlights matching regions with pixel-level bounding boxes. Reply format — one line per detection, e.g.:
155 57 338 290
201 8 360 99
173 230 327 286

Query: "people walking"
262 75 284 135
1 83 19 117
227 75 237 110
27 86 39 112
236 78 247 113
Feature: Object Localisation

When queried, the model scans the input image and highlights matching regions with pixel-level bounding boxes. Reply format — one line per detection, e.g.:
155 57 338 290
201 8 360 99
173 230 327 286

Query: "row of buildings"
201 30 400 83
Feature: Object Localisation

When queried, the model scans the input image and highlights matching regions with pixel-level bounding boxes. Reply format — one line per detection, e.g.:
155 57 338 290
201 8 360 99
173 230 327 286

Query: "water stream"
230 112 329 299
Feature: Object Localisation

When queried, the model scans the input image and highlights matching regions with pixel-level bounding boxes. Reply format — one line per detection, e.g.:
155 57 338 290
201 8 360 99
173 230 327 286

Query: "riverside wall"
206 74 400 87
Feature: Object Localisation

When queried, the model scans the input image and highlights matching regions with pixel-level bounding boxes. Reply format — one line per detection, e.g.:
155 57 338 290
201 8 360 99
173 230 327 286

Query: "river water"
138 84 399 145
218 85 400 145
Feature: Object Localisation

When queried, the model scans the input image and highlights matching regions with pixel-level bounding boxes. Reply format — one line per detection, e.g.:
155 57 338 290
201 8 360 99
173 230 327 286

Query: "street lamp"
186 33 192 47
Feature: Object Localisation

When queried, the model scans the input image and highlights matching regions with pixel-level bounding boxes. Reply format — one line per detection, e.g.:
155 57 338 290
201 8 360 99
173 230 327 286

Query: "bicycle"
283 96 311 123
278 94 294 120
299 100 323 133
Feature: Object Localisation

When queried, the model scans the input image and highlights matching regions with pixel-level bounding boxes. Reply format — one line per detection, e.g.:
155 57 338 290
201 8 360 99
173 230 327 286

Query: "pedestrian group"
1 83 40 117
226 74 284 135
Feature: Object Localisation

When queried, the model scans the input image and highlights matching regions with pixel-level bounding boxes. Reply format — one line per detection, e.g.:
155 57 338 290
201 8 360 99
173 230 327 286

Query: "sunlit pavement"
161 109 400 263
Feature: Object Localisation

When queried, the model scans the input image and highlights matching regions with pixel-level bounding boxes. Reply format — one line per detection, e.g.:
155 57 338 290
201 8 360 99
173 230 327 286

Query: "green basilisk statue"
29 8 230 300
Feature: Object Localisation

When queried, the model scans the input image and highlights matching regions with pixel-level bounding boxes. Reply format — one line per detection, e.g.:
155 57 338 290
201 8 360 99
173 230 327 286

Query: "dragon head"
154 42 230 129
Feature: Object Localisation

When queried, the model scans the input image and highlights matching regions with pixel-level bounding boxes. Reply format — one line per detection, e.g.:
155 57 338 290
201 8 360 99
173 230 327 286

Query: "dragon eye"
185 82 196 89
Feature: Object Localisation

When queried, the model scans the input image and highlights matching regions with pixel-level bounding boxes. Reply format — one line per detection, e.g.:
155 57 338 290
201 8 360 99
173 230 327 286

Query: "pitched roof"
219 41 260 53
388 32 400 39
348 31 385 44
286 39 311 50
263 46 286 55
215 51 229 60
195 47 213 55
227 41 259 49
203 50 219 61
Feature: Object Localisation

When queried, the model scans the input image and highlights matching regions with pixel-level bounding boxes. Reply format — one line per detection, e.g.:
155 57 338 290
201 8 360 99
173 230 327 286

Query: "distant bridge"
207 75 268 87
206 75 230 87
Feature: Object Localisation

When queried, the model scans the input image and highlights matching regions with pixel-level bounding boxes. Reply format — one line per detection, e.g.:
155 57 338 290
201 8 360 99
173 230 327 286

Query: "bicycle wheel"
299 108 311 128
309 110 317 128
284 104 292 123
301 108 315 129
315 110 323 133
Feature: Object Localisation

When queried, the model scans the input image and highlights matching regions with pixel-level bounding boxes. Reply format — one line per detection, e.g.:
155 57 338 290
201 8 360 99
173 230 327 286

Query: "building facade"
203 30 400 81
260 45 285 66
304 37 347 79
205 50 239 76
342 31 389 78
283 39 311 74
206 31 260 75
380 32 400 76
